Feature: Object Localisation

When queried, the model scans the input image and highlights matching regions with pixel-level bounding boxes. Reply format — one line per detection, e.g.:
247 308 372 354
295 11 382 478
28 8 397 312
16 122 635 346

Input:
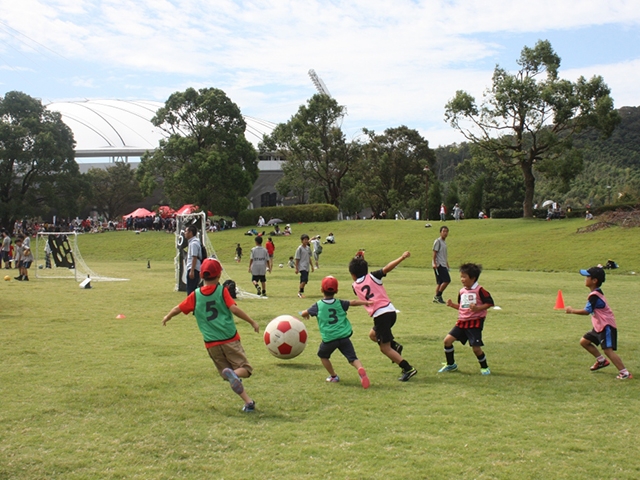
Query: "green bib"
316 299 352 343
194 286 236 342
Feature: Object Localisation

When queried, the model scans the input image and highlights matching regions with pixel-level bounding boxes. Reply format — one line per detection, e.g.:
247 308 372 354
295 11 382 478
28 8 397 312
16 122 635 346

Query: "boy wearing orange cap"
163 258 261 411
300 276 371 388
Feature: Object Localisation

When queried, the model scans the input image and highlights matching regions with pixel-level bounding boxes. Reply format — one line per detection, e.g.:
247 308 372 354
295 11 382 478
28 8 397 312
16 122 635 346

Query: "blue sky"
1 0 639 148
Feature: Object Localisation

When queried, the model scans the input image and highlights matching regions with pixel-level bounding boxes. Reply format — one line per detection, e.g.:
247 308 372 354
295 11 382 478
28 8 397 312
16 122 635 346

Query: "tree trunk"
521 160 535 218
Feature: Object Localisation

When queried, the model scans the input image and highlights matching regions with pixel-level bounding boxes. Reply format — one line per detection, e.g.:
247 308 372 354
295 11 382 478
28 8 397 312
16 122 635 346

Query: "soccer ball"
264 315 308 359
278 263 284 268
3 275 10 281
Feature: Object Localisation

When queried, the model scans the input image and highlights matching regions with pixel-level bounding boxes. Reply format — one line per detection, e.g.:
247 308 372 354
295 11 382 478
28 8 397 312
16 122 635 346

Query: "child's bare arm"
300 309 310 319
350 299 373 307
229 305 260 332
382 251 410 274
565 306 589 315
446 299 460 310
469 303 491 313
162 305 182 325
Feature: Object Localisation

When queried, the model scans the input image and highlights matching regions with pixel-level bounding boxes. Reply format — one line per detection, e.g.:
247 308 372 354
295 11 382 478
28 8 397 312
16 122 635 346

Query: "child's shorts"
317 336 358 363
22 261 32 269
251 275 266 283
373 311 397 344
299 270 309 283
449 325 484 347
207 340 253 376
584 326 617 350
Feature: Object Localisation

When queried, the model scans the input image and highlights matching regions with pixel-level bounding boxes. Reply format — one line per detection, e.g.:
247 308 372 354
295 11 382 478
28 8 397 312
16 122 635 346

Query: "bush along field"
1 218 639 479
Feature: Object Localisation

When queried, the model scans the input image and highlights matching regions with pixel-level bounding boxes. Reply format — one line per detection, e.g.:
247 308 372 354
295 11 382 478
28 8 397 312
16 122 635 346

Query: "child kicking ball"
300 276 371 389
163 258 261 411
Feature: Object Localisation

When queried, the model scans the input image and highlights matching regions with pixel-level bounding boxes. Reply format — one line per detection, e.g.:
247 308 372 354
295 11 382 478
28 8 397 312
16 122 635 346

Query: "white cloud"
0 0 638 147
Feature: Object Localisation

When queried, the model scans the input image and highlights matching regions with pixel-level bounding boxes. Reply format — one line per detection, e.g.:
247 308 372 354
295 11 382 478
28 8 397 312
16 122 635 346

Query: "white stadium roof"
46 99 276 159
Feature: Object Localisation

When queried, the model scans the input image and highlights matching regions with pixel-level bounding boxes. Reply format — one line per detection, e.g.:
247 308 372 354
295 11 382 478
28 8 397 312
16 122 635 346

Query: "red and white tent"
123 207 154 219
176 204 213 216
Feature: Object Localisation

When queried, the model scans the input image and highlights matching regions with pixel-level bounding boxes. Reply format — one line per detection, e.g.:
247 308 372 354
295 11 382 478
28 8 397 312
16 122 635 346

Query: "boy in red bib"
565 266 632 380
163 258 261 411
439 263 494 375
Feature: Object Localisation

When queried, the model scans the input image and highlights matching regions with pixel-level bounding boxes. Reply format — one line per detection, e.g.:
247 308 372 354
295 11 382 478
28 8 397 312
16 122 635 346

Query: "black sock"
445 346 455 365
399 360 412 371
391 341 400 351
476 353 488 369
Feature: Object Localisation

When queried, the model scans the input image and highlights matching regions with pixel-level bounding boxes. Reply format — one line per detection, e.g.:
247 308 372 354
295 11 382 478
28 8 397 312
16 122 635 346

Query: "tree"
260 94 359 207
137 87 258 216
0 91 80 230
85 163 142 220
445 40 620 217
359 126 435 217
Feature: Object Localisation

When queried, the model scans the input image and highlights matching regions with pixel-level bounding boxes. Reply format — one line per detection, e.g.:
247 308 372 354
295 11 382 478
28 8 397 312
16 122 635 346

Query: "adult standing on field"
184 225 202 296
432 226 450 304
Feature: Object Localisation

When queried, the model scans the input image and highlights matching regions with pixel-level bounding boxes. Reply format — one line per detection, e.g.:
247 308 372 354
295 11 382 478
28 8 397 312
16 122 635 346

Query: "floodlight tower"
308 69 332 97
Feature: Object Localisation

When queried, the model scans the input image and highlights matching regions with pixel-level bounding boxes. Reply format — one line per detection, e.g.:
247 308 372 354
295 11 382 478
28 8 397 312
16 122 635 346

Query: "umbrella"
542 200 555 208
267 218 283 225
175 204 214 216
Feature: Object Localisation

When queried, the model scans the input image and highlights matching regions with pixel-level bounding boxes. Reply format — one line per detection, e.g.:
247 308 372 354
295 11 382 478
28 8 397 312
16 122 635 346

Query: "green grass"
2 219 640 479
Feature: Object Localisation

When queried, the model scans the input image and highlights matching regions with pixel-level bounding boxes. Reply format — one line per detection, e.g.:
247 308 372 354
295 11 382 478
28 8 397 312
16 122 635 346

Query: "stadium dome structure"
46 99 276 161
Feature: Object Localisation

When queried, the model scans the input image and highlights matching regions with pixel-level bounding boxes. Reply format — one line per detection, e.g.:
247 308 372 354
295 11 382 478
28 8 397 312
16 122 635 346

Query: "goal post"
175 213 261 299
35 231 128 282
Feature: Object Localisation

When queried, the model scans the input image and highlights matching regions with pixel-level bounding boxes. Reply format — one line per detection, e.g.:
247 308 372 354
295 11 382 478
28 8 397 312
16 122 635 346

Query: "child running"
565 266 632 380
249 236 269 297
235 243 242 263
300 276 372 389
349 251 417 382
439 263 494 375
295 234 314 298
162 258 261 412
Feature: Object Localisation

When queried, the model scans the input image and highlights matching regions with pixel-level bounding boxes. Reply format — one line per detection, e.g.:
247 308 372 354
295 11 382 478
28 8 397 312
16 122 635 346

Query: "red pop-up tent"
123 207 154 219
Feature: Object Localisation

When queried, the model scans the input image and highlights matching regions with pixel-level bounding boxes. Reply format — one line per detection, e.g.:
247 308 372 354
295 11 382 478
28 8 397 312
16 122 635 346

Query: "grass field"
2 218 640 479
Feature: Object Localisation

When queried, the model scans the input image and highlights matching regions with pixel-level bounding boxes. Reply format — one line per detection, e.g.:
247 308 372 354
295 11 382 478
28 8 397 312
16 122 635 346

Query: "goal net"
175 213 262 299
35 232 128 281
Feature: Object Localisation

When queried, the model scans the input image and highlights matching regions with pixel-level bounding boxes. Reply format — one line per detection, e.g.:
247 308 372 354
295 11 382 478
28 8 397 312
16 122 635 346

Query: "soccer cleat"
222 368 244 395
590 359 610 371
438 363 458 373
358 367 370 389
481 368 491 375
14 276 22 281
398 367 417 382
326 375 340 383
616 371 633 380
297 292 305 298
242 401 256 412
261 292 267 297
433 295 445 304
255 284 261 296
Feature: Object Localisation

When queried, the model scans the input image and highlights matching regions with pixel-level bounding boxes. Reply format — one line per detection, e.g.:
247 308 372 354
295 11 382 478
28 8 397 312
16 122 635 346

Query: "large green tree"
0 91 80 230
359 126 435 217
260 94 359 207
85 163 142 220
445 40 620 217
137 87 258 216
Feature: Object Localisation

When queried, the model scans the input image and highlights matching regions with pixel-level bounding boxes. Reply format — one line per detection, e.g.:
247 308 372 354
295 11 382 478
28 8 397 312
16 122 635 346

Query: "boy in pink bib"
565 266 632 380
439 263 494 375
349 251 417 382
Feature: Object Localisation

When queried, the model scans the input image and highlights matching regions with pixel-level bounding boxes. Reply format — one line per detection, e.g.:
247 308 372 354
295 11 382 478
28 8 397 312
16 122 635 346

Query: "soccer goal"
175 213 261 299
35 231 128 282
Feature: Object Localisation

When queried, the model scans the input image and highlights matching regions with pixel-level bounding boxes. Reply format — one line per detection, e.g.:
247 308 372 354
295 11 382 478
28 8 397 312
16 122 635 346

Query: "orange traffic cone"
554 290 565 310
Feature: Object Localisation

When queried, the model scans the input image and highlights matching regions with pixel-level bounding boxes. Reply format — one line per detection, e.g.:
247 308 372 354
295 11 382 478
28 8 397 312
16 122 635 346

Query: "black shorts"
434 266 451 285
584 326 618 350
252 275 266 283
299 270 309 283
317 336 358 363
449 325 484 347
1 251 8 262
373 311 397 344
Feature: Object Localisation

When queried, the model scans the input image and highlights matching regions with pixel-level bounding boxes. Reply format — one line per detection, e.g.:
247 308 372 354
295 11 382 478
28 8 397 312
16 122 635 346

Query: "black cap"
580 267 605 284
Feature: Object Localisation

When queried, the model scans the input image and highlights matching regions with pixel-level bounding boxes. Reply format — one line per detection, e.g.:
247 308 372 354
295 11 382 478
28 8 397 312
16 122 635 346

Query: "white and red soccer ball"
264 315 308 359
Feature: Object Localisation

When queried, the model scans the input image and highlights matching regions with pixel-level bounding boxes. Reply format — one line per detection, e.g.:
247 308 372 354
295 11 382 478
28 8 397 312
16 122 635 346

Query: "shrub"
237 204 339 226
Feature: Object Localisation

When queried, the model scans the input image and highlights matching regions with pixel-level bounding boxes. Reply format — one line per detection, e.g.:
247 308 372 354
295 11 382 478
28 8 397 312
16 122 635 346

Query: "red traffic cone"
554 290 565 310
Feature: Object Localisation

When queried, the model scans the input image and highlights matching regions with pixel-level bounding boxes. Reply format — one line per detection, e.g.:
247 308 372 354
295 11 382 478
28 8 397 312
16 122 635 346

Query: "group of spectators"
1 229 34 281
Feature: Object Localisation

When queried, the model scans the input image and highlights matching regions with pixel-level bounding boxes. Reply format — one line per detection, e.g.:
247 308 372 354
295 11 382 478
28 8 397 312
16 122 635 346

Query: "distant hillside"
433 106 640 207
